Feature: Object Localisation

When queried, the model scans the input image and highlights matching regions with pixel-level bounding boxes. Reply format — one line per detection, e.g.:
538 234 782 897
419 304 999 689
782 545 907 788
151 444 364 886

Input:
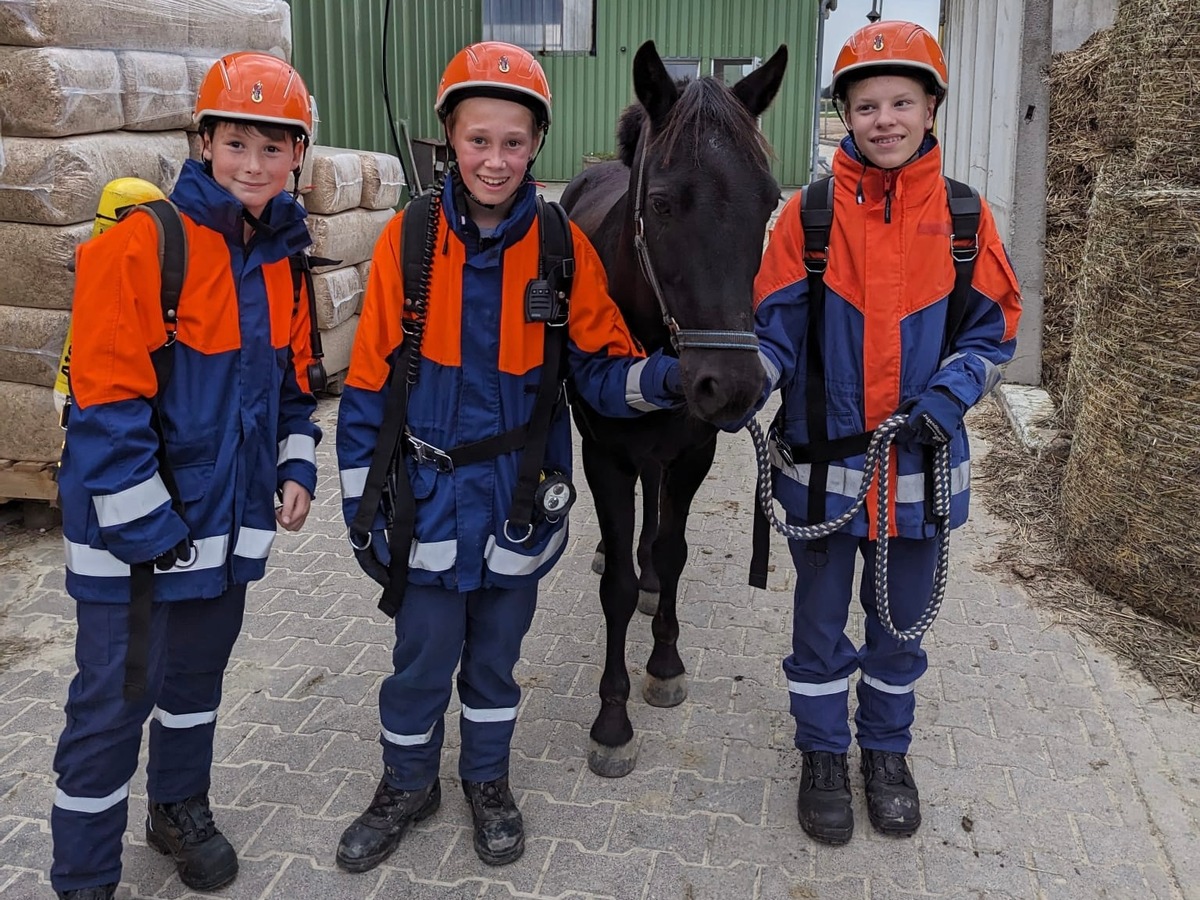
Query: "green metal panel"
291 1 817 187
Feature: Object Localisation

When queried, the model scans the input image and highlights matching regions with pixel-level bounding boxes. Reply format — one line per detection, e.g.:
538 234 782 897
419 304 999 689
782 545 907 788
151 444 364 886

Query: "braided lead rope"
746 415 952 642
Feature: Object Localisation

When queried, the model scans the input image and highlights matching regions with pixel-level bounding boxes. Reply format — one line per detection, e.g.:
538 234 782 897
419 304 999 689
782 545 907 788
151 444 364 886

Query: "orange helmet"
435 42 552 130
831 21 948 105
194 52 314 141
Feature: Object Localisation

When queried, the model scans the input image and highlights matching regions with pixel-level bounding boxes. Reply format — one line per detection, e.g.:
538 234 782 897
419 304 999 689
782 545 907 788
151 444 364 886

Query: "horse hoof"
643 672 687 708
637 590 659 616
591 550 605 576
588 738 638 777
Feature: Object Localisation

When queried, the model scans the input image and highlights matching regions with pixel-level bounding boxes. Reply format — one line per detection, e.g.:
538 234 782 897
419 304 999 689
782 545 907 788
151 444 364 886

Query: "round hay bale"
1061 167 1200 630
1096 0 1153 150
1132 2 1200 182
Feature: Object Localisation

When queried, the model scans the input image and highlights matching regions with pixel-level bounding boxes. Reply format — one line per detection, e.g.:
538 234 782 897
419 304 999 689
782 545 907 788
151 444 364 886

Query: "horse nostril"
694 375 720 402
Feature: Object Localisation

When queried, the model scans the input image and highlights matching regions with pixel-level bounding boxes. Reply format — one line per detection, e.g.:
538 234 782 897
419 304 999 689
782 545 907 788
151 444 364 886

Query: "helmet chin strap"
451 163 499 211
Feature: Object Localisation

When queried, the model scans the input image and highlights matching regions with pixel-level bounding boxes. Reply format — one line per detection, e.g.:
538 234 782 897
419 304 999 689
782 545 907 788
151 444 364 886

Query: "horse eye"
650 197 671 217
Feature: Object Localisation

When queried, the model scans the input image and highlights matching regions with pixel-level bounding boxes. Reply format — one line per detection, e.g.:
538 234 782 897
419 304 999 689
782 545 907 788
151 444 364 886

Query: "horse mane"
615 77 772 170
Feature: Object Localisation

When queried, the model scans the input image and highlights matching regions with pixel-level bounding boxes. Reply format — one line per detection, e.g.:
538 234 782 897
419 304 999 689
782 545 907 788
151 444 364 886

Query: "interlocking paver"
3 386 1200 900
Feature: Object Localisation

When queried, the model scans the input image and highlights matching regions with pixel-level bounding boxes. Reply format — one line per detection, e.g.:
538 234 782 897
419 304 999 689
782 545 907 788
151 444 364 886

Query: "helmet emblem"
498 55 510 74
251 81 264 103
873 34 885 51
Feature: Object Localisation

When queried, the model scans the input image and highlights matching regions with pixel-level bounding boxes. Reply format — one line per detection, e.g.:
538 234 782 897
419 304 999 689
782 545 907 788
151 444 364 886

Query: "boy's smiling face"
845 74 936 169
448 96 539 220
203 121 303 218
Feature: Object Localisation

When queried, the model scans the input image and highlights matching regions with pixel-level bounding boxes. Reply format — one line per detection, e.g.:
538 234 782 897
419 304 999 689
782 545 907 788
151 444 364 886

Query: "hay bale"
358 151 405 210
0 0 188 50
0 131 188 225
187 0 292 61
1096 0 1153 150
117 52 193 132
0 47 123 138
311 266 364 330
355 260 373 309
1132 2 1200 182
306 147 363 215
318 314 359 381
0 381 60 462
1061 168 1200 629
0 221 89 309
306 208 394 270
0 306 69 387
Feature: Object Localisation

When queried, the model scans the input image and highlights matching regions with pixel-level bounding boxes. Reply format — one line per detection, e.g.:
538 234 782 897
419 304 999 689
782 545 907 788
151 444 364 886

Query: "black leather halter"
630 120 760 355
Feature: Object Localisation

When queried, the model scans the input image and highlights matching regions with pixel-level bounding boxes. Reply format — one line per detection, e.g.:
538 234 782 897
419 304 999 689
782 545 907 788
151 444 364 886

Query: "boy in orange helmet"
736 22 1022 843
335 41 685 871
50 53 321 898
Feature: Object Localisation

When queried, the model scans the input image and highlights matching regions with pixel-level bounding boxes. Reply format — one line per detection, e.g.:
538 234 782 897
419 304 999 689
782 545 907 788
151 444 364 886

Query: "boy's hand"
899 388 966 446
276 480 312 531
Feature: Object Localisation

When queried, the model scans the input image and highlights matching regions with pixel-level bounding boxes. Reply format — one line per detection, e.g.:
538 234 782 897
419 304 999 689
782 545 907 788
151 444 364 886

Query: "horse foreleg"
643 438 717 709
635 465 662 615
582 445 641 777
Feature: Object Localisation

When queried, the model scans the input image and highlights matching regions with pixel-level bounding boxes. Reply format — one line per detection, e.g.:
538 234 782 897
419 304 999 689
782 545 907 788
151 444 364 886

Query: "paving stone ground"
2 395 1198 900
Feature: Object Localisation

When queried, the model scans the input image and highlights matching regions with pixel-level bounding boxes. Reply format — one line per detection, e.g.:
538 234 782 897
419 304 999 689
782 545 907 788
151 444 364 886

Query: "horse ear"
633 40 679 129
731 44 788 118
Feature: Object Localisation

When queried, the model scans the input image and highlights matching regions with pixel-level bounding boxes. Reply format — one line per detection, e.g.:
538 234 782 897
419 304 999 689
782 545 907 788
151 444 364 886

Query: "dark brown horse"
562 40 787 776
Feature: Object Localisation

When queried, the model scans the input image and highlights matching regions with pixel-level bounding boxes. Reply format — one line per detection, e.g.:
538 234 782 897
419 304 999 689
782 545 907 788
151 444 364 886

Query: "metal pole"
867 0 883 22
810 0 836 182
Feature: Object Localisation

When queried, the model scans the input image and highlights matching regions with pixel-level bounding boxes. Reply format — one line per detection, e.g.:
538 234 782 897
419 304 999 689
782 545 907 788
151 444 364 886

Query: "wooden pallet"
0 459 60 505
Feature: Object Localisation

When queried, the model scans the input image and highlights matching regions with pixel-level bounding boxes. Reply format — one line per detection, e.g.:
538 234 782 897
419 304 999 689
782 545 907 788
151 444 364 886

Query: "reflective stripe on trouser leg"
854 536 937 753
457 583 538 782
783 532 864 753
379 582 467 789
51 600 171 894
146 584 247 803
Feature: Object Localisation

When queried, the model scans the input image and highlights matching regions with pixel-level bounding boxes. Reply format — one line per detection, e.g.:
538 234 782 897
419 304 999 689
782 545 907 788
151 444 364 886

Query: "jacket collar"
442 171 538 249
832 133 943 207
170 159 311 261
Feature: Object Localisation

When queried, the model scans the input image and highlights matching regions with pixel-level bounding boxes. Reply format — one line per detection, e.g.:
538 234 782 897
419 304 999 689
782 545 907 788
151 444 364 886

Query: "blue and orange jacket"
751 136 1022 538
59 159 321 601
336 177 680 593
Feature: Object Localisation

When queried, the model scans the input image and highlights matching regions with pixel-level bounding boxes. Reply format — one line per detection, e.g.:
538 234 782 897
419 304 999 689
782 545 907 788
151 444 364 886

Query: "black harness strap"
943 177 981 353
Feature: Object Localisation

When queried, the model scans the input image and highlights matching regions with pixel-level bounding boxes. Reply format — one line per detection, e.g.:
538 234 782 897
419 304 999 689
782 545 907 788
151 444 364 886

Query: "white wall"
1052 0 1116 51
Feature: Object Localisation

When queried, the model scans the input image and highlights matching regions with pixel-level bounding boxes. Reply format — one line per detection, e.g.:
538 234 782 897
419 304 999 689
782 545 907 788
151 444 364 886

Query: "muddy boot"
56 886 117 900
336 777 441 873
462 776 525 866
796 751 853 845
860 748 921 836
145 793 238 891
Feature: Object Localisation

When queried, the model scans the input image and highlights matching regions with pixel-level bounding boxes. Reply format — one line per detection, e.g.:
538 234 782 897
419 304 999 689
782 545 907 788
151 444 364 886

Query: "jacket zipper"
883 170 895 224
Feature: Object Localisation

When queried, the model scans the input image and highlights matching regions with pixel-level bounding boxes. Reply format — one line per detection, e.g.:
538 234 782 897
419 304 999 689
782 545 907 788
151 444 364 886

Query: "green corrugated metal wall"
290 1 817 187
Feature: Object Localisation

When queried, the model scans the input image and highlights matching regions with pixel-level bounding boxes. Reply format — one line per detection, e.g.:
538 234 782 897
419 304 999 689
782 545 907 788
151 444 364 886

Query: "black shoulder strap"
943 177 981 353
540 198 575 308
799 176 835 279
401 190 436 307
289 254 328 392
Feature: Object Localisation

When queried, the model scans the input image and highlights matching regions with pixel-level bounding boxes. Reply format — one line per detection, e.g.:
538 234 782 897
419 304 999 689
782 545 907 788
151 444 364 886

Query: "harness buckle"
803 248 828 275
950 234 979 263
405 433 454 474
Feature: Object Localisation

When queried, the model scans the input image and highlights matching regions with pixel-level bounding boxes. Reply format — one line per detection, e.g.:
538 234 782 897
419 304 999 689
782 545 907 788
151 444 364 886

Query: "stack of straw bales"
1058 0 1200 629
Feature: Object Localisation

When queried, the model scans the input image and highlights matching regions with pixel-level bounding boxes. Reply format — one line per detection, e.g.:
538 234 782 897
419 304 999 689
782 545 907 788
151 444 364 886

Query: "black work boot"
462 776 525 866
860 748 921 836
336 777 441 873
796 751 854 845
145 793 238 891
56 886 117 900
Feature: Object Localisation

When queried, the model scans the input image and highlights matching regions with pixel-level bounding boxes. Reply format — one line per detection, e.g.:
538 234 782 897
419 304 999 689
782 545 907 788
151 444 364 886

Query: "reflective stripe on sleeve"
93 474 172 528
339 466 369 500
277 434 317 467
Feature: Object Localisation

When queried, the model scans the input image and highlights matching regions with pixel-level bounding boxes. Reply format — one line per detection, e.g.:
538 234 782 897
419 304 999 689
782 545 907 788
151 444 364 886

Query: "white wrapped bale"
0 221 89 309
0 306 69 387
187 0 292 61
355 261 372 313
186 130 203 162
306 208 394 270
311 266 363 331
117 51 192 131
306 147 363 215
319 314 359 381
0 47 123 137
358 150 405 210
0 0 188 50
0 381 60 462
0 131 188 225
183 56 217 132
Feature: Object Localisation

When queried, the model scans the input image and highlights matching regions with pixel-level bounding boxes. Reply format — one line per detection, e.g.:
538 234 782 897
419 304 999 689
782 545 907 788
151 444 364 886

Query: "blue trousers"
378 582 537 789
50 585 246 893
785 533 939 754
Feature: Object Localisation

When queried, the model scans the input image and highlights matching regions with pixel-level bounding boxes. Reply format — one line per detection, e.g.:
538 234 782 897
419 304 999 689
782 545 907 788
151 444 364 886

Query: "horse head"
618 40 787 425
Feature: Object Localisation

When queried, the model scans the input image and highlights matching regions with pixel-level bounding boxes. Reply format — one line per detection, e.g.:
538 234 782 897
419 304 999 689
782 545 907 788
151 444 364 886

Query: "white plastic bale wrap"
0 130 188 225
0 381 60 461
357 150 405 210
305 147 363 215
0 305 69 386
0 0 291 59
117 51 192 131
306 208 394 270
0 47 123 137
312 266 363 331
318 313 359 379
355 260 372 314
0 221 89 308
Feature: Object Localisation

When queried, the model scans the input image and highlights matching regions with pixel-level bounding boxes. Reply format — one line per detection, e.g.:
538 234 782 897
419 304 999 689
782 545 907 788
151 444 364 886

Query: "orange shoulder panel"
565 224 644 360
347 212 406 391
972 200 1023 341
754 191 806 309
